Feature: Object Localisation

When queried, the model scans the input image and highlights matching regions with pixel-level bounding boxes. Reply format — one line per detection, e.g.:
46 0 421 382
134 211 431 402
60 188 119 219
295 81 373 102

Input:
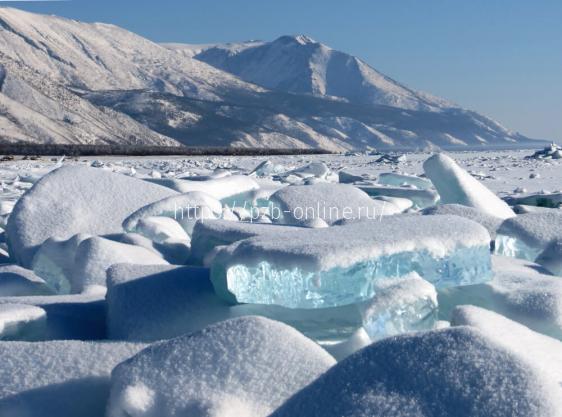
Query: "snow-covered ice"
0 303 46 340
211 215 492 308
422 204 503 239
71 237 168 293
439 256 562 339
269 183 402 226
358 184 439 209
270 326 562 417
6 165 176 267
0 149 560 415
0 264 53 296
0 292 107 340
106 317 335 417
424 153 516 219
377 172 434 190
145 175 259 200
106 264 230 341
122 191 222 234
495 211 562 261
360 272 438 341
452 306 562 395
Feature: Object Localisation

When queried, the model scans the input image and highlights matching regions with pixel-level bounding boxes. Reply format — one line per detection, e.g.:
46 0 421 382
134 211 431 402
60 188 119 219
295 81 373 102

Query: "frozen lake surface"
1 147 562 417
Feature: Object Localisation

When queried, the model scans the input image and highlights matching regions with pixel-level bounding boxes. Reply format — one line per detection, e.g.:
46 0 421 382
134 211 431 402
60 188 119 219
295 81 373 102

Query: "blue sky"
2 0 561 140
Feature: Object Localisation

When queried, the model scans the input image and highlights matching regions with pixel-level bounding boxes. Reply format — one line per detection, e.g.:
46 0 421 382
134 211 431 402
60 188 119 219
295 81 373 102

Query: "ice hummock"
495 211 562 261
270 326 562 417
6 165 176 267
452 306 562 395
423 153 516 220
106 264 231 341
211 215 492 308
361 273 438 341
269 183 401 226
106 317 335 417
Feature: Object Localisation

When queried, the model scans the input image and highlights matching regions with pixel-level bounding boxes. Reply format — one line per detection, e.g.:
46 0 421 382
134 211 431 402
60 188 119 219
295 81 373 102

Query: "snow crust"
107 316 335 417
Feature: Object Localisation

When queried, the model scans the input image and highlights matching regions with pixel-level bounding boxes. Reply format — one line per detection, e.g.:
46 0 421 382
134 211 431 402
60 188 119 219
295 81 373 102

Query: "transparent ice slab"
361 278 438 341
213 245 493 309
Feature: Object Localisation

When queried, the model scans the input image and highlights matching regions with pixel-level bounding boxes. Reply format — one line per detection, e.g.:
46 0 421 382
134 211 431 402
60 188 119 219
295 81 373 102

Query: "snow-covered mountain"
0 8 541 150
194 35 454 112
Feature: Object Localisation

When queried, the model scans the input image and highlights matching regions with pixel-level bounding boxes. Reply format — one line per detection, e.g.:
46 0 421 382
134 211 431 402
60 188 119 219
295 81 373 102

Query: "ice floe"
211 215 492 308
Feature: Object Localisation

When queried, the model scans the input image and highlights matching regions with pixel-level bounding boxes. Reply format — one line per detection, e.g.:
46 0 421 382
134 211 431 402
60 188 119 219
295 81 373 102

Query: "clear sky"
2 0 561 140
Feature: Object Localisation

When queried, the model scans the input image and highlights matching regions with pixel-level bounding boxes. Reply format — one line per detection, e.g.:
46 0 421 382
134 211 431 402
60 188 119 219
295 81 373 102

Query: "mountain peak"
274 35 317 46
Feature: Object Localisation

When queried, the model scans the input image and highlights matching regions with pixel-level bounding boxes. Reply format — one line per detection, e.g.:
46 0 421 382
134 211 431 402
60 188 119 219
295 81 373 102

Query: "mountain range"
0 7 541 151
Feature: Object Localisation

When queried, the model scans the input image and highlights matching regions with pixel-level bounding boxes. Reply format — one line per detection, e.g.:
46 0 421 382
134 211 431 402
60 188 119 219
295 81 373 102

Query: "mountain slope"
193 35 455 112
0 8 541 150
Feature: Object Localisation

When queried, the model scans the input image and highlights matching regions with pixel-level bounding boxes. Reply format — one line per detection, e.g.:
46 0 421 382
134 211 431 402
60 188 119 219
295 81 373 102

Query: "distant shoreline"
0 141 549 157
0 144 333 157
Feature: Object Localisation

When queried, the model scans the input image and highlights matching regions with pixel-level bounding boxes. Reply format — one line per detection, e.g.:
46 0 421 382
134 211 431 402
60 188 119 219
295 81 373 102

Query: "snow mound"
270 326 562 417
0 340 144 417
439 256 562 339
6 166 176 267
0 264 53 296
106 264 230 341
107 316 335 417
451 306 562 395
0 303 46 340
71 237 168 294
211 215 492 308
423 153 516 219
422 204 503 239
270 183 402 226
